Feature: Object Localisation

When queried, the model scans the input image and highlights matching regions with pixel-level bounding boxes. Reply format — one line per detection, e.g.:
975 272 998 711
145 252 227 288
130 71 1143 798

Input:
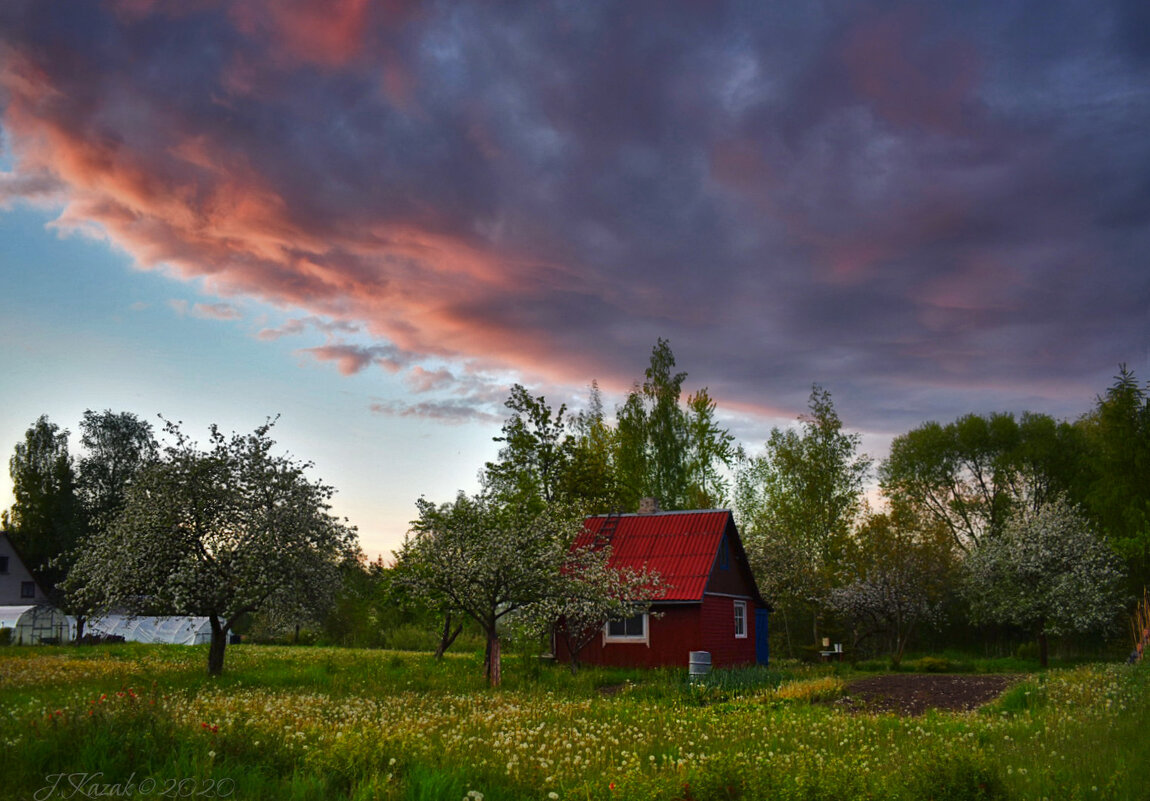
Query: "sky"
1 0 1148 559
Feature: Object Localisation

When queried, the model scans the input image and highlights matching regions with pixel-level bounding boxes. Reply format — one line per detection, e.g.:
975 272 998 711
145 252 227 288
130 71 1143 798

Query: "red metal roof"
577 510 735 602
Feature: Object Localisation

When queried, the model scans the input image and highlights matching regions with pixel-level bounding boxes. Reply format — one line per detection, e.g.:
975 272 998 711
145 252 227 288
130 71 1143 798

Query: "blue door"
755 608 770 665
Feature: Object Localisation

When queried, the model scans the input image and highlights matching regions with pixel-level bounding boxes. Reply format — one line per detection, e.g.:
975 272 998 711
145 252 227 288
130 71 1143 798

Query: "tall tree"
484 384 572 512
684 388 737 509
882 411 1092 554
76 409 158 533
1079 366 1150 589
559 382 624 514
738 385 872 647
881 412 1017 553
615 339 735 511
65 418 358 674
6 415 85 596
963 495 1125 667
393 493 583 686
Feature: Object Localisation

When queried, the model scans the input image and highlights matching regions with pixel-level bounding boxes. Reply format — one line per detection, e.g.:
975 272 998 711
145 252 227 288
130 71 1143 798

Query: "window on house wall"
0 555 8 573
734 600 747 638
605 612 647 642
20 581 35 599
718 536 729 570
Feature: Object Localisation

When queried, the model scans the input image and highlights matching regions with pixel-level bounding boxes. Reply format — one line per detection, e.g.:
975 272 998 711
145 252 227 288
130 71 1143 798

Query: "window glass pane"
21 581 35 598
608 613 645 638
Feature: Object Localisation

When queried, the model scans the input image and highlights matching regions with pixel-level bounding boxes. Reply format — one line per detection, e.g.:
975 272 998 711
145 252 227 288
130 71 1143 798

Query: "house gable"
0 533 49 606
702 516 768 607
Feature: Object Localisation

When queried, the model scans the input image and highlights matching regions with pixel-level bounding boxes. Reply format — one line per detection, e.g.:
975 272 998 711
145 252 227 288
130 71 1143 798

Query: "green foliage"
911 754 1007 801
6 415 86 595
485 384 572 512
738 386 871 651
831 504 956 665
615 339 736 511
75 409 158 534
880 411 1086 554
1079 366 1150 589
912 656 952 673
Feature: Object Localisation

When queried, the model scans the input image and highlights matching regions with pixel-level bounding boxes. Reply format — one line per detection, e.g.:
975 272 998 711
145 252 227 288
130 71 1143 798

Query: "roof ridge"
586 508 731 518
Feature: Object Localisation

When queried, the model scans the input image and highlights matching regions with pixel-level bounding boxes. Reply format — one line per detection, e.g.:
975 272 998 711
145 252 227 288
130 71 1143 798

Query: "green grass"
1 644 1147 800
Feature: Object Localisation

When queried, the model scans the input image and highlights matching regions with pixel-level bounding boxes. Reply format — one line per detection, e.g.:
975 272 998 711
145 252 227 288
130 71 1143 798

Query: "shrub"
914 656 952 673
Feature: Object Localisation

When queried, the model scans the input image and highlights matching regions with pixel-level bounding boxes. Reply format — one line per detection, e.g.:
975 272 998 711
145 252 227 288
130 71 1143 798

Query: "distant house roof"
577 509 765 604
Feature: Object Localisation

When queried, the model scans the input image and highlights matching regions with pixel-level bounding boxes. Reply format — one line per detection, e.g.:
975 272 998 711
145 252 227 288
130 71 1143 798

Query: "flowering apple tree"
64 418 359 674
394 494 592 686
964 494 1126 667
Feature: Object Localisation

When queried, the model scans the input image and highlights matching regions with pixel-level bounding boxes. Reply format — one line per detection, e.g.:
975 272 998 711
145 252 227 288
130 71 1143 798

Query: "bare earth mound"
836 674 1017 715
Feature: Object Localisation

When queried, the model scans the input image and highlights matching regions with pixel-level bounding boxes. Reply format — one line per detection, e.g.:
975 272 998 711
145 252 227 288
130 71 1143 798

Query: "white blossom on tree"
64 418 359 674
829 508 954 665
963 494 1125 667
518 542 664 672
393 494 586 686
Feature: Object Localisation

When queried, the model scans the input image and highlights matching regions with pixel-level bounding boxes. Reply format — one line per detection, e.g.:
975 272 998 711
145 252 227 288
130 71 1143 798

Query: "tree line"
5 347 1146 676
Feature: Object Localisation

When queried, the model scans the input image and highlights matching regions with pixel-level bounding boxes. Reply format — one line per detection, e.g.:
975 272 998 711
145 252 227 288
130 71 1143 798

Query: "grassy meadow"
1 644 1147 801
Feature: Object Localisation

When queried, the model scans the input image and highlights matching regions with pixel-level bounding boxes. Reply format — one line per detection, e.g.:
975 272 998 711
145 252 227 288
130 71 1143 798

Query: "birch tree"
64 419 358 674
738 385 872 647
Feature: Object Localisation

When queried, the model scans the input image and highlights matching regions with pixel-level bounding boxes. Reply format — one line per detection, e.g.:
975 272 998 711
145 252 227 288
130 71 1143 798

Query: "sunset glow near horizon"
2 1 1147 559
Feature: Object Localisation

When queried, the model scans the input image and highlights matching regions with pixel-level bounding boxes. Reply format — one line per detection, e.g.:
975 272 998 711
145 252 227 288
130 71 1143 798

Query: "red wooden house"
555 509 771 669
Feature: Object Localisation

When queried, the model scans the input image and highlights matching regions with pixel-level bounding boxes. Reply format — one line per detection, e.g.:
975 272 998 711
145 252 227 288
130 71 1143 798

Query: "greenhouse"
0 605 70 645
85 614 215 645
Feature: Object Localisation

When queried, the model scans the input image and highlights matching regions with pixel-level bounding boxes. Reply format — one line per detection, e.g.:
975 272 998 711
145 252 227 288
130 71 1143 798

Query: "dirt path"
835 674 1018 715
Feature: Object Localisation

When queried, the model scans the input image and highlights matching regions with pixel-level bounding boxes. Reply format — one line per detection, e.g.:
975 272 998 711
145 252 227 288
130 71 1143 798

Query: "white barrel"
688 650 711 678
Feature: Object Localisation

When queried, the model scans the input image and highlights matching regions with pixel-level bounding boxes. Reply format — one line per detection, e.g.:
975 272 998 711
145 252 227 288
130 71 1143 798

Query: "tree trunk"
485 630 502 687
781 606 794 659
435 613 464 659
208 613 228 676
1037 629 1049 669
75 615 86 642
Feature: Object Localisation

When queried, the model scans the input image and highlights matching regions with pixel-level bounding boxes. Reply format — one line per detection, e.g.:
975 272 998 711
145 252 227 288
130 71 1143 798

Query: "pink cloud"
840 9 980 136
405 366 456 394
192 302 242 320
258 316 360 341
300 344 410 375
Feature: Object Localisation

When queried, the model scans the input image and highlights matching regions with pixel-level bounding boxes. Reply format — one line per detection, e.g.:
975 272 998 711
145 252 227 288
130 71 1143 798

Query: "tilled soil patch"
834 674 1018 715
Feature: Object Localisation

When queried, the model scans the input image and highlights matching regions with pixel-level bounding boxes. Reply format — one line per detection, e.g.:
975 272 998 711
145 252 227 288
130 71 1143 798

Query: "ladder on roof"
595 511 622 549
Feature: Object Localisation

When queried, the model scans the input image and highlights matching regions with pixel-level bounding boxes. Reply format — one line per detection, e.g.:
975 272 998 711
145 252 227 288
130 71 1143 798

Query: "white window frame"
733 600 747 639
604 612 649 644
